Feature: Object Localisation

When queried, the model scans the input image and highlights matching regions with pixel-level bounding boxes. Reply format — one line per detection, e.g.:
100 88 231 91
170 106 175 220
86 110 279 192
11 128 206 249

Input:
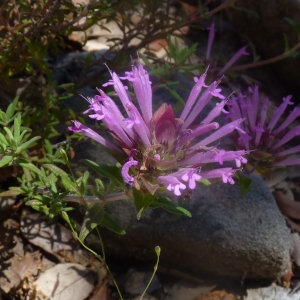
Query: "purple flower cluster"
227 86 300 172
69 64 248 196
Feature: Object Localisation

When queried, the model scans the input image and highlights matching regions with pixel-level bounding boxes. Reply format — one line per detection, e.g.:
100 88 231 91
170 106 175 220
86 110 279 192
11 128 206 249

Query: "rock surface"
88 175 293 280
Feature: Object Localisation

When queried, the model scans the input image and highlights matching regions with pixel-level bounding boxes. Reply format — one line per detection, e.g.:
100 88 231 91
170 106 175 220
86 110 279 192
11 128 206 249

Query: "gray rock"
88 174 293 280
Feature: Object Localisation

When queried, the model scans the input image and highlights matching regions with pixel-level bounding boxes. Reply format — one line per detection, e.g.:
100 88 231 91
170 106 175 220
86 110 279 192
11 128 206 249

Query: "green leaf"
101 211 126 235
25 200 44 206
199 178 211 186
0 111 7 123
0 187 23 197
133 188 155 220
285 17 300 35
16 158 43 176
179 64 203 71
6 97 18 120
150 195 192 217
57 83 74 89
238 176 252 198
0 132 9 146
83 160 124 187
165 86 185 110
3 127 14 141
43 164 77 191
15 136 41 154
0 155 13 168
79 203 105 242
13 114 21 142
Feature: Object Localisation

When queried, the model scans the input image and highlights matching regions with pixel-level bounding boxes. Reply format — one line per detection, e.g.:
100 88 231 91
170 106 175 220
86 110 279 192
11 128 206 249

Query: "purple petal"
191 119 245 148
69 120 121 153
267 95 293 133
270 125 300 150
206 22 216 61
218 46 249 75
121 157 139 185
158 175 186 196
180 69 208 121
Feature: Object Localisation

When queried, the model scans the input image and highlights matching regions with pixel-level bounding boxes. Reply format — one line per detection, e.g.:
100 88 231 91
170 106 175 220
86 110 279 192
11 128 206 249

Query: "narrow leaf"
133 188 155 220
150 195 192 217
83 160 124 187
79 203 105 242
101 211 126 235
6 97 19 119
0 155 13 168
16 158 43 176
43 164 77 191
15 136 41 154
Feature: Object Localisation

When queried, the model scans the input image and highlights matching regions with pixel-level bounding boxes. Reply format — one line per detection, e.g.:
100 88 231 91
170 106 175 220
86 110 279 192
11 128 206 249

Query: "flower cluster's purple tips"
214 150 248 167
158 175 186 196
238 133 252 149
68 120 122 153
218 46 249 76
201 99 228 125
191 118 245 148
206 22 216 61
121 157 139 185
214 149 226 165
273 106 300 136
277 145 300 157
110 71 131 113
271 124 300 150
274 158 300 166
267 95 293 133
124 102 151 147
200 168 236 184
132 64 153 125
254 121 265 147
248 86 260 125
178 150 217 168
181 169 202 189
183 81 225 129
179 69 208 122
180 122 219 144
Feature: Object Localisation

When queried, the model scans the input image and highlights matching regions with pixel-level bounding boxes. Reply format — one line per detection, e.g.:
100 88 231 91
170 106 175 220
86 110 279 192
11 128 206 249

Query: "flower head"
228 86 300 172
69 63 247 196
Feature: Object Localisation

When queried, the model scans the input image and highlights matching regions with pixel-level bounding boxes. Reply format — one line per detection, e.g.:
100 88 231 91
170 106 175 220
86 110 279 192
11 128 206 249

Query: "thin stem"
139 246 161 300
62 190 132 203
63 212 124 300
229 41 300 72
96 227 105 261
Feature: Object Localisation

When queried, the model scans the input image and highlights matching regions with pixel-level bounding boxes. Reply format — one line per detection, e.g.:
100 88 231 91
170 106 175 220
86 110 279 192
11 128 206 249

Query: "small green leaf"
16 158 43 177
101 211 126 235
0 155 13 168
133 188 155 220
57 83 74 89
79 203 105 242
150 195 192 217
0 132 9 146
4 127 14 141
13 114 21 142
0 187 23 197
0 111 7 123
43 164 77 191
83 160 124 187
6 97 19 120
199 178 211 186
25 200 44 206
238 176 252 198
15 136 41 154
